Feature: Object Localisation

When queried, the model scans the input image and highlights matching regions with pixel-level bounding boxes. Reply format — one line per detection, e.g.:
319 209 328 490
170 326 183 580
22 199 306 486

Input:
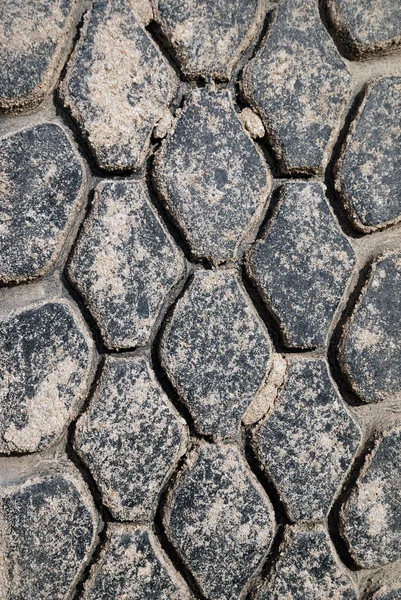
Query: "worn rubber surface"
1 0 401 598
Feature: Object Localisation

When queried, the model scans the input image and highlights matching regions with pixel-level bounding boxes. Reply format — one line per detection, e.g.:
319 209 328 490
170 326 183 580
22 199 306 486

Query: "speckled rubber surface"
1 0 401 599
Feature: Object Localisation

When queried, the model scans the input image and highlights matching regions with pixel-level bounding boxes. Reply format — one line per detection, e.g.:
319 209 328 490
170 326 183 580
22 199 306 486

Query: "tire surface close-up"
1 0 401 599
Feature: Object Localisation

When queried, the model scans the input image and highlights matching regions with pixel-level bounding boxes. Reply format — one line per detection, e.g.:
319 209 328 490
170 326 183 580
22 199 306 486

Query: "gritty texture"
60 0 177 171
161 270 271 439
339 253 401 403
341 428 401 569
371 585 401 600
254 360 361 522
129 0 153 26
335 77 401 232
259 526 357 600
153 89 271 263
0 300 95 454
326 0 401 59
0 462 99 600
153 0 264 80
247 182 355 348
75 356 188 522
153 109 174 140
68 179 185 349
0 123 86 284
82 524 190 600
2 0 401 593
242 353 288 426
242 0 352 174
239 107 265 139
164 443 275 600
0 0 78 112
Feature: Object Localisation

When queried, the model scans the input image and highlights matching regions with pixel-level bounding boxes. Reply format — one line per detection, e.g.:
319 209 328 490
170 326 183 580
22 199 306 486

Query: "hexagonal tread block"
160 269 272 439
153 0 265 80
0 460 99 600
68 179 185 349
340 428 401 569
242 0 352 174
153 89 271 263
82 524 190 600
75 355 188 522
326 0 401 59
0 0 79 112
253 359 361 521
335 77 401 232
60 0 177 171
247 182 355 349
164 443 275 600
339 253 401 403
0 123 87 284
259 525 357 599
0 299 95 454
